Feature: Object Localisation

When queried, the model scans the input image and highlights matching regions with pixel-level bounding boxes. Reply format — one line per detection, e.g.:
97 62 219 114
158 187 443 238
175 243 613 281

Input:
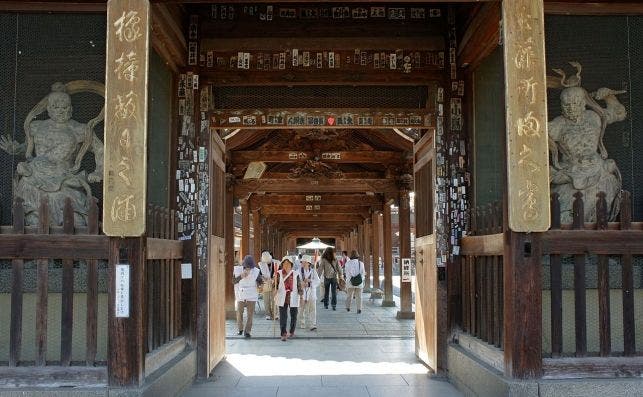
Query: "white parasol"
296 237 334 250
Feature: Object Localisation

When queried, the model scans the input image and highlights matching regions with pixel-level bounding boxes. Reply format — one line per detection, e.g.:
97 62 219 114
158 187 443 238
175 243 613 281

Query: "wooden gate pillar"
397 189 414 319
240 199 249 259
501 0 547 379
382 200 395 307
363 218 372 291
108 237 146 387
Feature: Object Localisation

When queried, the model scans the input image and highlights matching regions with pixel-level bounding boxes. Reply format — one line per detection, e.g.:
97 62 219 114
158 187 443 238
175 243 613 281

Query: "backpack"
350 273 362 286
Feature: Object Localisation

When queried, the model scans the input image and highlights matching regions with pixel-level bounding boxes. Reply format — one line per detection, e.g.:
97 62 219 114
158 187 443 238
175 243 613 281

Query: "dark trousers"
279 304 298 335
323 277 337 308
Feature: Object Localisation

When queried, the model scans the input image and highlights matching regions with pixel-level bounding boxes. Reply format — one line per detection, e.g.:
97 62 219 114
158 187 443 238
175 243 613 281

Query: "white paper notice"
401 258 412 283
115 264 130 318
181 263 193 279
233 265 243 277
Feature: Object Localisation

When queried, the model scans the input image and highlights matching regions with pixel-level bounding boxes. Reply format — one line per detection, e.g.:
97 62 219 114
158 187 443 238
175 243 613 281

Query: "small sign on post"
401 258 412 282
115 264 130 318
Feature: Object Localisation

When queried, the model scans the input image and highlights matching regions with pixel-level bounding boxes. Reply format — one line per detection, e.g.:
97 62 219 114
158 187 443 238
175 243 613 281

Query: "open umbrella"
297 237 334 266
296 237 334 250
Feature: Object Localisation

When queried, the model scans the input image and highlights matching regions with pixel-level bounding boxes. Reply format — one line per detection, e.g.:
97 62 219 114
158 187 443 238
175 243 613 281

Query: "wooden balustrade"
543 191 640 361
144 204 183 354
0 198 186 387
458 192 642 379
460 201 504 349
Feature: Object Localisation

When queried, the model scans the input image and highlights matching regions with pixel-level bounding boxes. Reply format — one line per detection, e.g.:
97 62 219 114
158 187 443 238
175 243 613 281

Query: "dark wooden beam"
232 150 403 165
263 171 382 179
234 178 399 196
261 204 371 215
265 214 365 222
0 1 106 12
542 230 643 254
212 108 431 130
458 2 501 69
224 130 271 151
250 194 382 206
146 238 183 260
545 2 643 15
0 235 109 260
204 70 444 87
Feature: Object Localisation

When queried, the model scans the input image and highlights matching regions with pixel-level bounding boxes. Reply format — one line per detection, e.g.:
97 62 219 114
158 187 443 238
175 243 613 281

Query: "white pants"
299 297 317 328
345 287 363 311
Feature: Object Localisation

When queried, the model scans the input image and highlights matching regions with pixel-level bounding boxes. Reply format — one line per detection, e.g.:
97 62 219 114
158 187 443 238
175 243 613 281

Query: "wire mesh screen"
545 15 643 220
214 85 428 109
0 13 106 225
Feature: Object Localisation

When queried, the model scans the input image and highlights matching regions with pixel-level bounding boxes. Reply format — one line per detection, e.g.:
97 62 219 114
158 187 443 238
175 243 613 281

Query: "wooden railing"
460 202 504 349
0 197 108 386
543 192 640 362
458 192 643 378
0 198 186 387
145 205 183 354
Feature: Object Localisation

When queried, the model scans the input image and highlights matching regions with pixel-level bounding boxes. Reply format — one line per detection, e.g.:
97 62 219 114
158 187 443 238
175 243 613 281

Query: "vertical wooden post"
382 200 395 307
108 237 146 387
36 198 50 367
252 209 261 259
240 199 249 259
501 0 546 379
9 198 25 367
397 190 413 318
372 211 381 290
363 219 372 291
224 178 236 319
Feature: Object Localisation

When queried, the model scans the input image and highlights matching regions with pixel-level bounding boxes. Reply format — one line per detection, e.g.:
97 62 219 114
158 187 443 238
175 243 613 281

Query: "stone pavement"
225 287 414 338
182 287 463 397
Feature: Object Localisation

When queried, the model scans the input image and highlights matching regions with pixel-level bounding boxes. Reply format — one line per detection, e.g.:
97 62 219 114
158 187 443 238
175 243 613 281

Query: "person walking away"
275 256 303 341
319 247 342 310
258 250 277 320
299 255 320 331
233 255 262 337
344 250 365 313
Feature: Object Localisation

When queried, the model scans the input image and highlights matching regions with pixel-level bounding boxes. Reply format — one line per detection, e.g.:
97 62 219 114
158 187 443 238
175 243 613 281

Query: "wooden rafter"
233 178 398 196
231 150 403 165
250 193 382 206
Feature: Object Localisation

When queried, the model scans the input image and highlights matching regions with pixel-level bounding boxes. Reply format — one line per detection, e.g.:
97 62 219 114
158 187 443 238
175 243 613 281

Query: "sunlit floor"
182 285 462 397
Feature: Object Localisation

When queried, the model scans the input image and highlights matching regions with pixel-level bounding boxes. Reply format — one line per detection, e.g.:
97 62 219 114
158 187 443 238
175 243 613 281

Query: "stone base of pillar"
363 287 372 293
226 309 237 320
396 310 415 320
381 300 396 307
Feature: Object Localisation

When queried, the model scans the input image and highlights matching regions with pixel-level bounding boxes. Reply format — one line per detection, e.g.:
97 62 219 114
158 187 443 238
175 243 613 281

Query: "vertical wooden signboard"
104 0 150 236
503 0 550 232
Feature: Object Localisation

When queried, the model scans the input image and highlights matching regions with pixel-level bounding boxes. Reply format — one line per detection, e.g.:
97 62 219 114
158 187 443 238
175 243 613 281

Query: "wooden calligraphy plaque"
502 0 550 232
103 0 150 236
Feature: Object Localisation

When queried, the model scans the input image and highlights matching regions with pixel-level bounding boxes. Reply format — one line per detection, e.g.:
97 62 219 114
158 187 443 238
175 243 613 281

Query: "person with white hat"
298 254 320 331
258 250 277 320
275 256 303 341
233 255 262 337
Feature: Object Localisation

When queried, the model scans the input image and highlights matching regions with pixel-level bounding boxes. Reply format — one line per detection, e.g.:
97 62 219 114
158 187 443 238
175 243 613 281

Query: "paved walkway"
182 287 462 397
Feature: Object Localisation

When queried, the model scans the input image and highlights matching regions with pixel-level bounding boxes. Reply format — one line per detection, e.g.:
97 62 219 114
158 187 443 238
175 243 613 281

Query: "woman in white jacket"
299 255 320 331
275 256 303 341
344 250 366 314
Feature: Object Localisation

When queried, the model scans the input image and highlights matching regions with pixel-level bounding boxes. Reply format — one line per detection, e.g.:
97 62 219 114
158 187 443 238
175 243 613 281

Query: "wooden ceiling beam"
234 178 399 196
231 150 402 165
264 214 365 222
261 205 372 215
204 70 444 87
458 2 501 69
262 171 382 180
251 194 382 206
212 108 431 130
544 2 643 15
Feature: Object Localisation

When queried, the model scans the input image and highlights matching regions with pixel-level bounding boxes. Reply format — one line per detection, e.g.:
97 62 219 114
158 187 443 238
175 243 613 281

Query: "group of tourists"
233 247 366 342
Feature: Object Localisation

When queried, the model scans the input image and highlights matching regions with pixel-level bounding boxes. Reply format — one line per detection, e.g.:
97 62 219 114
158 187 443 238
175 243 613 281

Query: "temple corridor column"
240 199 249 259
372 211 382 290
252 209 261 260
363 219 372 291
382 200 395 307
397 189 414 319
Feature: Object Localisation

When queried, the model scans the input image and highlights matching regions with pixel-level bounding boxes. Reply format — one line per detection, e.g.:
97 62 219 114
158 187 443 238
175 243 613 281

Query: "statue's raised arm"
0 135 26 156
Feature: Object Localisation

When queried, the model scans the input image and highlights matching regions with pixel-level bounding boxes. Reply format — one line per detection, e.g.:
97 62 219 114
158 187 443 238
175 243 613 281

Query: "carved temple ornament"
288 159 344 179
548 62 627 223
